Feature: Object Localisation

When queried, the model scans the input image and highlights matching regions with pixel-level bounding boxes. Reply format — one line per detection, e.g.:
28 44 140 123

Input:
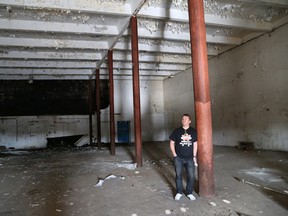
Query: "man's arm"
193 141 198 166
170 140 177 157
193 141 198 157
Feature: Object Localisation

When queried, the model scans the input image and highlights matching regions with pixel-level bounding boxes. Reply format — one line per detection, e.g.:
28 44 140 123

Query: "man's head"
182 113 191 127
182 113 191 121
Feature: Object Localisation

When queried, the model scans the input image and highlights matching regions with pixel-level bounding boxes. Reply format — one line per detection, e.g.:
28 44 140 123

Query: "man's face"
182 116 191 127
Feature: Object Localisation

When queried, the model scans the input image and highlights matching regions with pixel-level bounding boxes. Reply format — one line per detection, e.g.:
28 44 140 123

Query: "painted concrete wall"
209 24 288 151
100 79 166 143
0 116 92 149
163 69 195 139
164 24 288 151
0 79 165 149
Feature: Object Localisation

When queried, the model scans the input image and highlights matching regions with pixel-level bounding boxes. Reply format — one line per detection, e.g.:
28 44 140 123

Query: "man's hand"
193 157 198 166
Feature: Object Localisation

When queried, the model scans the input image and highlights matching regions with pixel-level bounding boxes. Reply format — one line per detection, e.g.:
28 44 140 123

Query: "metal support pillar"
131 15 142 167
88 79 93 145
96 69 102 150
187 0 215 197
108 50 115 155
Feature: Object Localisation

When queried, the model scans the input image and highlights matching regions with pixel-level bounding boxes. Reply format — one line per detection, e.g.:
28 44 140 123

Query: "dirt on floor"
0 141 287 216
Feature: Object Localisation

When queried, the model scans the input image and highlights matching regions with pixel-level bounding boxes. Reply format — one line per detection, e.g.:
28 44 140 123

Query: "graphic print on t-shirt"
180 131 192 146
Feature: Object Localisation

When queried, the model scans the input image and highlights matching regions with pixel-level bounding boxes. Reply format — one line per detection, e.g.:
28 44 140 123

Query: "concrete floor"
0 142 287 216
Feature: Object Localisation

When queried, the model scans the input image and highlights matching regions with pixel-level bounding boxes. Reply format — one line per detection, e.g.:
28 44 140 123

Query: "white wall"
209 24 288 151
164 24 288 151
163 69 195 139
0 115 92 149
101 79 166 143
0 79 166 149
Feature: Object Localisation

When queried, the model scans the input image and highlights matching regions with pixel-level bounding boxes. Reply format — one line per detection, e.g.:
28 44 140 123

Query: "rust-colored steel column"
108 50 116 155
88 79 93 145
131 15 142 167
95 69 102 150
187 0 215 197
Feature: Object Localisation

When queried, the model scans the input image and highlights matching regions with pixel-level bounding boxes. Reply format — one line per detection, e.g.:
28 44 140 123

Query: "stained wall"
164 24 288 151
0 79 165 149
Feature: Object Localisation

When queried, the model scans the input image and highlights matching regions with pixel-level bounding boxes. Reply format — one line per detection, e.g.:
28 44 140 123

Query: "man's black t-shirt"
169 127 197 159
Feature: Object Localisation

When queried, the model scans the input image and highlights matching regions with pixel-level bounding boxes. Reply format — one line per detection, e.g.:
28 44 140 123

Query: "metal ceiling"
0 0 287 81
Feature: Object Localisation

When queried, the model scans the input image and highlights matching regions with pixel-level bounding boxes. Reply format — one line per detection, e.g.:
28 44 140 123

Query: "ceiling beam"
239 0 288 8
114 41 190 55
138 7 272 31
0 37 108 50
205 14 272 31
0 20 241 46
0 18 120 35
114 52 192 64
0 60 188 71
0 0 133 16
0 74 92 80
206 35 242 45
0 68 172 80
0 44 218 61
100 62 188 71
0 49 193 64
0 74 167 81
95 0 147 69
0 50 102 60
0 37 217 56
0 68 93 75
0 68 176 76
114 40 219 56
0 60 96 69
138 28 242 45
272 14 288 28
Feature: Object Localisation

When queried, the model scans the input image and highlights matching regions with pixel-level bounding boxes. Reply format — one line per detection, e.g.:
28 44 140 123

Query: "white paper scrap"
210 202 216 206
222 199 230 204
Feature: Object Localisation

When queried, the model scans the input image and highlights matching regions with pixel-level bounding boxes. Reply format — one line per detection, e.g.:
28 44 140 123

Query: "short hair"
182 113 191 121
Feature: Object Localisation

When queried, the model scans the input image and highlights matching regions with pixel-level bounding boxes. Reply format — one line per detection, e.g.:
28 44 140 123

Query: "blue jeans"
174 156 195 194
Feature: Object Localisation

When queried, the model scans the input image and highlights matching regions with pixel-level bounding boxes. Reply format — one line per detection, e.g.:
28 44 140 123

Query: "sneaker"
174 193 182 200
187 194 196 201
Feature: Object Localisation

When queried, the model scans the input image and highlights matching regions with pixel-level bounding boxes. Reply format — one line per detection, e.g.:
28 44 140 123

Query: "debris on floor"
0 150 30 155
236 212 251 216
165 209 171 214
233 176 288 195
74 135 89 147
239 167 284 182
94 174 124 187
95 179 105 187
237 142 254 150
180 207 187 212
114 162 137 170
209 201 217 206
0 146 6 152
222 199 231 204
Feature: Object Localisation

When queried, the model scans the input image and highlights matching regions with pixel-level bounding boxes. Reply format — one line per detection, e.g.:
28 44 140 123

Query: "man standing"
169 113 198 201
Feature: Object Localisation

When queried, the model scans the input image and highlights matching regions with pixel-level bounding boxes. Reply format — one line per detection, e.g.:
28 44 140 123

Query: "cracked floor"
0 142 287 216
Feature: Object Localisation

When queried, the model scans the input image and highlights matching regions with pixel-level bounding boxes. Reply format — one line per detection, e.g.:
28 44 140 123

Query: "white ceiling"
0 0 287 81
